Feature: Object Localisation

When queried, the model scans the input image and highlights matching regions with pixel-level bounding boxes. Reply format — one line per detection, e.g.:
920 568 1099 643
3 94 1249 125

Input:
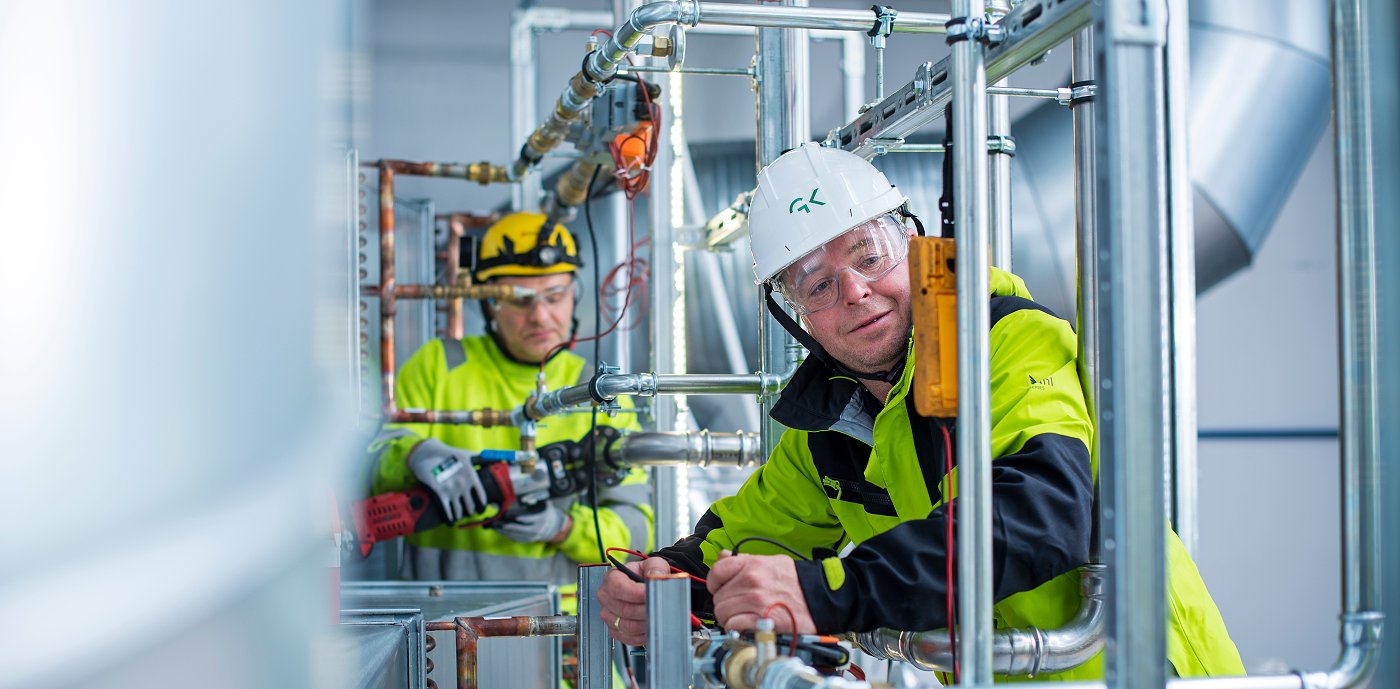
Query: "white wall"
1194 131 1342 673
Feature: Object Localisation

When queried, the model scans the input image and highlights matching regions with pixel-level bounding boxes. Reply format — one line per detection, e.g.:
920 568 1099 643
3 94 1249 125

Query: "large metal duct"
1012 0 1331 317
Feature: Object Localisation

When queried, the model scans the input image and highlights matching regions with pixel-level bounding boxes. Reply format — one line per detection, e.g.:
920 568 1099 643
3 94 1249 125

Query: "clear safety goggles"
771 213 911 316
488 281 576 313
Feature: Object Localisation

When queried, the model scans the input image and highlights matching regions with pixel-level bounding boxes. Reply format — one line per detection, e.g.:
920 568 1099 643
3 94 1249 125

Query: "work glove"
407 438 488 523
492 502 570 544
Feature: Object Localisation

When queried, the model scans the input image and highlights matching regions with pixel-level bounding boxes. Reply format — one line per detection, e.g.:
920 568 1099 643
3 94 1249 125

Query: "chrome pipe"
1071 28 1100 563
696 2 948 33
855 565 1106 676
754 5 808 462
1332 0 1383 622
612 430 761 468
522 371 791 421
986 86 1066 99
619 65 753 76
988 77 1013 270
950 0 995 680
1165 0 1199 557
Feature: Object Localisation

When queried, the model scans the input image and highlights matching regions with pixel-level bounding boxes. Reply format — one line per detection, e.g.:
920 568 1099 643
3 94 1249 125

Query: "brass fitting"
466 162 511 185
651 35 673 58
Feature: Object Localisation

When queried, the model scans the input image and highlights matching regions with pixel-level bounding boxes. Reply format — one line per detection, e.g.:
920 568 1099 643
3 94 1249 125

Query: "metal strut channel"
826 0 1091 158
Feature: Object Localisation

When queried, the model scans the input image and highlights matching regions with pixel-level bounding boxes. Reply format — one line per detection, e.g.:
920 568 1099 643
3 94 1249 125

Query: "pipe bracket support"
944 16 1004 46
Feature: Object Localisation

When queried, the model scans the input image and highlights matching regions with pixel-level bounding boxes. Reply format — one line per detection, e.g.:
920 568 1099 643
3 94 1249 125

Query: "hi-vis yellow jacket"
370 334 651 586
656 269 1244 680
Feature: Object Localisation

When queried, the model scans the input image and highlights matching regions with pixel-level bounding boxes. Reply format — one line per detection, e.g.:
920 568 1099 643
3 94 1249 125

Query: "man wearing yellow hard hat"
368 212 652 593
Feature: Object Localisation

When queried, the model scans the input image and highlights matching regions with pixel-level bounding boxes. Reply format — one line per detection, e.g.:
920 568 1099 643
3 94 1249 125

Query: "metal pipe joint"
853 565 1105 677
610 429 761 468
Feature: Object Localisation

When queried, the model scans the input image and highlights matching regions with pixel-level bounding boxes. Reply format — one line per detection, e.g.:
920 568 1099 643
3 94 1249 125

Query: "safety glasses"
488 282 576 314
771 214 910 315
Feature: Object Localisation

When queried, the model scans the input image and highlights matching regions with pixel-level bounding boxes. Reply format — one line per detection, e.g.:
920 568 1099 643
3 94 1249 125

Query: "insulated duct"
1012 0 1331 315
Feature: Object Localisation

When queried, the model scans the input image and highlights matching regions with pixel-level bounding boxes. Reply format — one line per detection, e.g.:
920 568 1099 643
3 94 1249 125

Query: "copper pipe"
379 163 398 418
426 635 438 689
366 159 511 186
389 408 516 427
394 284 521 300
427 616 579 689
361 284 524 301
444 216 464 339
437 212 496 339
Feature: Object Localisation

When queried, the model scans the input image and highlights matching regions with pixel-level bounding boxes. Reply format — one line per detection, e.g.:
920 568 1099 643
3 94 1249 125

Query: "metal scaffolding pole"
949 0 994 682
1165 0 1199 558
755 1 809 461
1071 27 1099 559
650 63 684 548
988 78 1013 271
1094 2 1171 689
1331 0 1385 680
1365 0 1400 681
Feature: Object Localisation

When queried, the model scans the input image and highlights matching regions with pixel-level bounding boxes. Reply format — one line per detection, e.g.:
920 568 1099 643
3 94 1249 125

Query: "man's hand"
596 556 672 646
707 550 817 634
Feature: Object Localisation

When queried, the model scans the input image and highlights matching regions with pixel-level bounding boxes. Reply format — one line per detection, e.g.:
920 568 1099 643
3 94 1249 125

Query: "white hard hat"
747 142 908 284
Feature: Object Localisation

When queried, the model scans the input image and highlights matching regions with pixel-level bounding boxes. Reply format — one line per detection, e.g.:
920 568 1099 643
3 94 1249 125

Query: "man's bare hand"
707 550 817 634
596 556 672 645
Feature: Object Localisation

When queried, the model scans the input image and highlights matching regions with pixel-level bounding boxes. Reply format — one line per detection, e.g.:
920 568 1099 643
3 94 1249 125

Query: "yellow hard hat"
474 212 582 282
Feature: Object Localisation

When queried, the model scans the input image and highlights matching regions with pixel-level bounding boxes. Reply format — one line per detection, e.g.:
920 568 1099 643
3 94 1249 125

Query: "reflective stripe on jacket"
656 268 1243 680
369 334 652 585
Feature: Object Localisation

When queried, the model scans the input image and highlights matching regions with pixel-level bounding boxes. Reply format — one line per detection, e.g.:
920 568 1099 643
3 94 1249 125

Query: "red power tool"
346 428 627 557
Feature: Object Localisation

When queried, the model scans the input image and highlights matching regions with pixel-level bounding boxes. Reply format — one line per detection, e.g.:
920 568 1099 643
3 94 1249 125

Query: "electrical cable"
605 546 704 627
731 536 810 560
539 182 645 367
848 663 866 681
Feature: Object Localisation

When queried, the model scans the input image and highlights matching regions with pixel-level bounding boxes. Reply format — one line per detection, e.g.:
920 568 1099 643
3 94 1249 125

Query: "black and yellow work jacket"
657 269 1244 680
370 335 651 594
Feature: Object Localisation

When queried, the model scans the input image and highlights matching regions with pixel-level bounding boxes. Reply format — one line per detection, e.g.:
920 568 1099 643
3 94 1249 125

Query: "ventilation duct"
1013 0 1331 315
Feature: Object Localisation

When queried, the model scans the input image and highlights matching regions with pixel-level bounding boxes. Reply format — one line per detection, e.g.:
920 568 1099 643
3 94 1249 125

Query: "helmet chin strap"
760 209 926 387
763 284 907 385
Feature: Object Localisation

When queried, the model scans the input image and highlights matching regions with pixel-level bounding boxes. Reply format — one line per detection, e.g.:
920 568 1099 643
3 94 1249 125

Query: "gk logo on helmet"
788 187 827 214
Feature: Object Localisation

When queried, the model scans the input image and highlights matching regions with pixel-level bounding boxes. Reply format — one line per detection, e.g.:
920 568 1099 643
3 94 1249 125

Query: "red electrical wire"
762 602 800 654
605 547 705 627
538 196 646 370
605 547 707 585
940 423 960 684
847 663 866 681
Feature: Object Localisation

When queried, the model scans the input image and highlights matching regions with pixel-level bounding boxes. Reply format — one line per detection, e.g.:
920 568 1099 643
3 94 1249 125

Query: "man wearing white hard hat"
598 143 1243 680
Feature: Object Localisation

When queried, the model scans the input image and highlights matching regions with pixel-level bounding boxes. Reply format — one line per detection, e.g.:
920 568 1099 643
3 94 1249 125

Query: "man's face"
777 224 913 375
488 273 576 363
